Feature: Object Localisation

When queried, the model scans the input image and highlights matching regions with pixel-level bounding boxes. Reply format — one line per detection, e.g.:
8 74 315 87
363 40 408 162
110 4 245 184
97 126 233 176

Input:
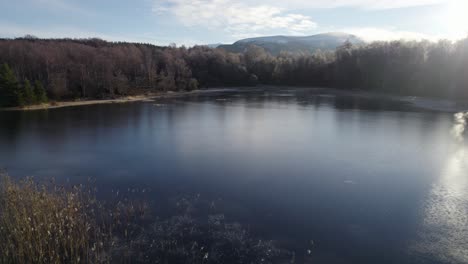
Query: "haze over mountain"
218 32 364 55
205 43 223 48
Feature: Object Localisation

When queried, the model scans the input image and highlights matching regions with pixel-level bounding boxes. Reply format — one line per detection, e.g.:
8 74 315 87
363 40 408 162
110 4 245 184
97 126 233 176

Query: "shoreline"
1 86 467 113
0 90 208 111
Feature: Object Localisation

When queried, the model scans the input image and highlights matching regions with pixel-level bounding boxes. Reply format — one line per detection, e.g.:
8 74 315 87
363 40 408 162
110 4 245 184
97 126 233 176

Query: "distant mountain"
204 43 223 48
218 32 364 55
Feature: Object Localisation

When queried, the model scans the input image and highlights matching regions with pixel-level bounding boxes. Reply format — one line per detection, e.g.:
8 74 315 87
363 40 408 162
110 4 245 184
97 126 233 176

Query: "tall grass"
0 173 289 263
0 174 150 263
0 175 107 263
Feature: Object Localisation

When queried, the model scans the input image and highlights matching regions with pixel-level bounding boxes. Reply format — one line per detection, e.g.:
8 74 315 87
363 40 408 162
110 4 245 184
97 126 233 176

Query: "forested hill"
0 37 468 107
219 32 364 55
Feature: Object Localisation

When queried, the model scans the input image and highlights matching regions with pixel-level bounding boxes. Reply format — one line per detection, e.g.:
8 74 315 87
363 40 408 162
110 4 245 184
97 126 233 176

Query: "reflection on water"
412 112 468 263
451 112 468 142
0 88 465 263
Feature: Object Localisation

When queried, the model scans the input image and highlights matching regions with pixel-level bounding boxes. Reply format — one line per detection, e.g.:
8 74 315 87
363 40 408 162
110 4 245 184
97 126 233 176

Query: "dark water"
1 88 467 264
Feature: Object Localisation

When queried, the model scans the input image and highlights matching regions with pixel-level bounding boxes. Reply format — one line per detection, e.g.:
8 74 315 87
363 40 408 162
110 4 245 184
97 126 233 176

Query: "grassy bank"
0 173 288 263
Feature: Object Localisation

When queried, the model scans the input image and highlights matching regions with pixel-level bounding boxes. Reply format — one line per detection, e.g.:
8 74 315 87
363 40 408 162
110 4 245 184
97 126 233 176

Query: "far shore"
2 86 467 113
0 90 212 111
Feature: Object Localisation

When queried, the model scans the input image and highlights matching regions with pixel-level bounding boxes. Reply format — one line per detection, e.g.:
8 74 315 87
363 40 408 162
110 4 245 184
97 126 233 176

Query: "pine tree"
23 79 36 105
16 89 25 107
0 63 21 107
34 80 48 103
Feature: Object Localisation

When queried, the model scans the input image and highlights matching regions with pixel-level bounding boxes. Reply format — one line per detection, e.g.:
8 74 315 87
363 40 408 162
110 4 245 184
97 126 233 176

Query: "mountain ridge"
218 32 364 55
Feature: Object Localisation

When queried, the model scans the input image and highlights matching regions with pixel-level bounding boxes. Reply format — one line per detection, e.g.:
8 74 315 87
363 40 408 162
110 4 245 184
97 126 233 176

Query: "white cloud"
231 0 445 10
153 0 317 39
153 0 455 41
344 27 440 42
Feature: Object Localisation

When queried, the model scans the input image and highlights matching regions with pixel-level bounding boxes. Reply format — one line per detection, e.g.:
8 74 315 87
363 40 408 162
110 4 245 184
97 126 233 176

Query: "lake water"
1 87 467 264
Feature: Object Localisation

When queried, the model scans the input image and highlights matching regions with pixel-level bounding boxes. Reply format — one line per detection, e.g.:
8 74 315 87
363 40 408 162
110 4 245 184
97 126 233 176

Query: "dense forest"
0 36 467 107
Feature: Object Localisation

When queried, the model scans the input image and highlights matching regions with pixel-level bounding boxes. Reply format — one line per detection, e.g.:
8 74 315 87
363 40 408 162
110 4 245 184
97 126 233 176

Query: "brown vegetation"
0 173 288 263
0 174 154 263
1 37 467 107
0 175 111 263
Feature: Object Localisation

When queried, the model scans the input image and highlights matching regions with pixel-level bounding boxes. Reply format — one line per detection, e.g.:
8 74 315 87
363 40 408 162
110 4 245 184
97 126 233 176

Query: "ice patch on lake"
343 180 356 185
317 94 336 98
272 93 295 97
402 96 461 112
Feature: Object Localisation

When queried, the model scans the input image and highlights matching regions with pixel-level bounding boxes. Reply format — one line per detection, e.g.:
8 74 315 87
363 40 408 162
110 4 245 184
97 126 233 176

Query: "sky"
0 0 467 46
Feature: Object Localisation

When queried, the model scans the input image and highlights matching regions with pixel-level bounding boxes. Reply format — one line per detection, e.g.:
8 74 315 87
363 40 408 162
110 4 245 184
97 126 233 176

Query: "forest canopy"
0 37 467 107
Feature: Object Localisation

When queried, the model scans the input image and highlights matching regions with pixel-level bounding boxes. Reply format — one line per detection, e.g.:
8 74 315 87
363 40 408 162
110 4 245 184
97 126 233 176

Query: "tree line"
0 63 48 107
0 36 467 107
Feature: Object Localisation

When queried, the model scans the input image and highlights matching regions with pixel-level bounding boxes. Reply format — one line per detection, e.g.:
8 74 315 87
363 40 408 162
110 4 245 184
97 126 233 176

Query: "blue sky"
0 0 467 45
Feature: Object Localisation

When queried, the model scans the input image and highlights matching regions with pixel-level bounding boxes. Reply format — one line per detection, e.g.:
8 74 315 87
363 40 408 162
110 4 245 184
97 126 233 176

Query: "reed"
0 174 149 263
0 173 288 263
0 174 112 263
